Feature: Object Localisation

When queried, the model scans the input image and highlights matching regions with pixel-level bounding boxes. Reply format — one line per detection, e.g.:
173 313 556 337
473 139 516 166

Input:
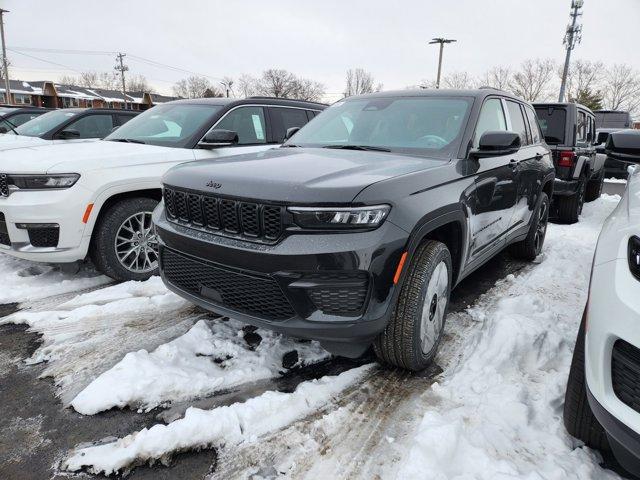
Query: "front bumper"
0 187 92 263
586 258 640 474
154 206 408 357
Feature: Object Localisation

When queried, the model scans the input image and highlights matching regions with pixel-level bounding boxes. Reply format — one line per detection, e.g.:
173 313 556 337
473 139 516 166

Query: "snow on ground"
606 177 628 184
397 195 622 480
71 317 329 415
0 255 110 304
63 365 374 476
0 277 200 403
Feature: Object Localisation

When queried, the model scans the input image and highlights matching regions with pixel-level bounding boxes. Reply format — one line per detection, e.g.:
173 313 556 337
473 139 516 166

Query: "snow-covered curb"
71 318 329 415
63 364 373 475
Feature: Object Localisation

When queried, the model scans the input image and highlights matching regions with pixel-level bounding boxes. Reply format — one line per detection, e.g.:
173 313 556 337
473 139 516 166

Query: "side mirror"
470 131 521 158
57 128 81 139
199 129 239 147
285 127 300 141
605 131 640 164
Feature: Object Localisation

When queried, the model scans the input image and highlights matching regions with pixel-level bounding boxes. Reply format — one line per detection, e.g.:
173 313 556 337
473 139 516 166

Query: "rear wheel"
585 169 604 202
374 240 452 371
510 192 549 261
556 175 586 224
90 197 160 282
564 313 610 451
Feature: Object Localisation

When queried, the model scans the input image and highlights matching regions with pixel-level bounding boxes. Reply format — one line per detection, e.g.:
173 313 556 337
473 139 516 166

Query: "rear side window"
66 114 114 139
577 110 588 145
524 106 542 144
534 106 566 145
269 107 310 143
215 106 266 145
116 114 136 126
506 101 529 146
474 98 507 147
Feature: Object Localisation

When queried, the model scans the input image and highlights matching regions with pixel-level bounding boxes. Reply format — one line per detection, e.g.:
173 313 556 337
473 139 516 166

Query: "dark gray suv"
155 89 555 371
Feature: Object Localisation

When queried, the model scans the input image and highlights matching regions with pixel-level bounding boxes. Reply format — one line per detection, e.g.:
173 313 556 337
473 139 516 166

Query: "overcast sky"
2 0 639 100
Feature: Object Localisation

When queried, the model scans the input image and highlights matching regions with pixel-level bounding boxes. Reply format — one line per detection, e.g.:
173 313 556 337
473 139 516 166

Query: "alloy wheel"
114 211 158 273
420 261 449 355
534 200 549 255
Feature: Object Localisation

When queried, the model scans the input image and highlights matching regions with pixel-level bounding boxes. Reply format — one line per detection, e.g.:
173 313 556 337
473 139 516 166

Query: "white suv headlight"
8 174 80 190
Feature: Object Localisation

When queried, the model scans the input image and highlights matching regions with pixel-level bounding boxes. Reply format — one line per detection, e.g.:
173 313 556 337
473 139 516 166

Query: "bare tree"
59 71 122 90
127 74 152 93
601 64 640 115
442 71 477 89
237 74 258 98
251 69 325 101
172 75 219 99
344 68 382 97
562 60 604 104
480 66 512 90
509 59 558 101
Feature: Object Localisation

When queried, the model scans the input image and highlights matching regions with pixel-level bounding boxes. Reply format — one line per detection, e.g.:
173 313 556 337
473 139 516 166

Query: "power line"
8 46 115 55
126 54 223 81
7 48 85 74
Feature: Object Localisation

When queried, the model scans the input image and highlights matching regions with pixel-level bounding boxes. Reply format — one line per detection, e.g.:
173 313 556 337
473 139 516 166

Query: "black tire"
90 197 160 282
374 240 452 371
564 312 610 451
510 192 550 261
556 175 586 224
585 169 604 203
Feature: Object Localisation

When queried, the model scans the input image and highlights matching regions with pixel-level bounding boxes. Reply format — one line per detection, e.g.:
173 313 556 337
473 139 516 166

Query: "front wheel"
374 240 452 371
90 197 160 282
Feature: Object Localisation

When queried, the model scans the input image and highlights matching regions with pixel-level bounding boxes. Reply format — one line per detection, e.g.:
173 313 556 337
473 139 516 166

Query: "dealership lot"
0 183 628 479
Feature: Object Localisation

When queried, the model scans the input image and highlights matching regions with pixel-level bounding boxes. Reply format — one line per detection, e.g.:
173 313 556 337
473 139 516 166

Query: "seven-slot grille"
0 174 8 197
612 339 640 414
163 187 284 242
161 247 295 321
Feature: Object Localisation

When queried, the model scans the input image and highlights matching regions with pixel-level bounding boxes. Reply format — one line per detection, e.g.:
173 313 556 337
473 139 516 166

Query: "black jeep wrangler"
534 103 606 223
155 89 555 371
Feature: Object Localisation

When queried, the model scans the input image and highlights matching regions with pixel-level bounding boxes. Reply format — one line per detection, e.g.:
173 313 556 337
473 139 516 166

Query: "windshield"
0 107 12 116
105 104 221 148
535 106 566 144
286 96 472 158
14 110 78 137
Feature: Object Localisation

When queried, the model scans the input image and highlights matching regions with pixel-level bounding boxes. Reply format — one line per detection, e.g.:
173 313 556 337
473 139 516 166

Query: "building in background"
0 79 179 109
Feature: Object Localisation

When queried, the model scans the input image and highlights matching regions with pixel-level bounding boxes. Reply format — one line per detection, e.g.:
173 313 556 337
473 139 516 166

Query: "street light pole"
0 9 11 105
429 37 456 89
558 0 584 102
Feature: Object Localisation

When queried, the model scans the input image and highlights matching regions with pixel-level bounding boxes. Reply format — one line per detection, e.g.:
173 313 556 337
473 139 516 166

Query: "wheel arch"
403 205 468 287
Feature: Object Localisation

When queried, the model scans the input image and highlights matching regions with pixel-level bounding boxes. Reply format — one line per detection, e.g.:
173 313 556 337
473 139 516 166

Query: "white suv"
564 130 640 476
0 98 325 281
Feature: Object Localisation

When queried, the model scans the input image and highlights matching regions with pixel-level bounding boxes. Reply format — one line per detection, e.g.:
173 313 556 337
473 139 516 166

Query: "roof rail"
248 96 328 106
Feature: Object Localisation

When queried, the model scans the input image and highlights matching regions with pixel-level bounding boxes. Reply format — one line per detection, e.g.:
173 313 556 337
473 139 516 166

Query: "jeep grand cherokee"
154 89 555 370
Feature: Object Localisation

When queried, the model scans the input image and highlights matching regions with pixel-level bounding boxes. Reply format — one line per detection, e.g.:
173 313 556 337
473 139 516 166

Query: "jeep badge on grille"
206 180 222 189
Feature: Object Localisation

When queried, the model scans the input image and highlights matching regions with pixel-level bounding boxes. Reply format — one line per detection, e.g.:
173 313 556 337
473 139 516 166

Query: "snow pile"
397 195 622 480
0 255 109 304
0 277 198 403
63 365 373 475
72 318 329 415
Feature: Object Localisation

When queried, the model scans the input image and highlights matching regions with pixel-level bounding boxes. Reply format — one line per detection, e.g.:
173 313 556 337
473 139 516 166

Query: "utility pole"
220 79 233 98
558 0 584 102
429 37 456 89
0 9 11 105
114 52 129 109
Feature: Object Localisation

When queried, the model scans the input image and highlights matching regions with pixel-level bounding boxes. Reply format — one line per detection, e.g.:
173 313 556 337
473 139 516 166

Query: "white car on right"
564 130 640 475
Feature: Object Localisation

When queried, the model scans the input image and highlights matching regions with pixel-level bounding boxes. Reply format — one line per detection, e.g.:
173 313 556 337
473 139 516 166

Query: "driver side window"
65 114 114 139
214 106 266 145
474 98 507 147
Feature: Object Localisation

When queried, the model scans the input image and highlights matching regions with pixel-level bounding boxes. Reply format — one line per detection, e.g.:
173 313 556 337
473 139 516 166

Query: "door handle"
534 153 543 160
509 159 518 170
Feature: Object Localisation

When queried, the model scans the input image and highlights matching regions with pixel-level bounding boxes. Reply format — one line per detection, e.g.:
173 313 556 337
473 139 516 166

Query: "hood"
0 140 185 174
163 147 446 204
0 134 49 152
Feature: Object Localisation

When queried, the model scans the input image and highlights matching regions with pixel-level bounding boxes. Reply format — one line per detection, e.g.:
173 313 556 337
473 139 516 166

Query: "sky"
2 0 638 101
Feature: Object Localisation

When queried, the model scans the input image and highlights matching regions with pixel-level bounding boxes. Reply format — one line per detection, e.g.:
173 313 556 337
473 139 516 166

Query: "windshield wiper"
322 144 391 152
110 138 146 144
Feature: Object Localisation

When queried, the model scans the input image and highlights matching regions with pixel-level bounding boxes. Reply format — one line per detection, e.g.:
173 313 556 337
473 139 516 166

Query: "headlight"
289 205 391 230
628 236 640 281
8 174 80 190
